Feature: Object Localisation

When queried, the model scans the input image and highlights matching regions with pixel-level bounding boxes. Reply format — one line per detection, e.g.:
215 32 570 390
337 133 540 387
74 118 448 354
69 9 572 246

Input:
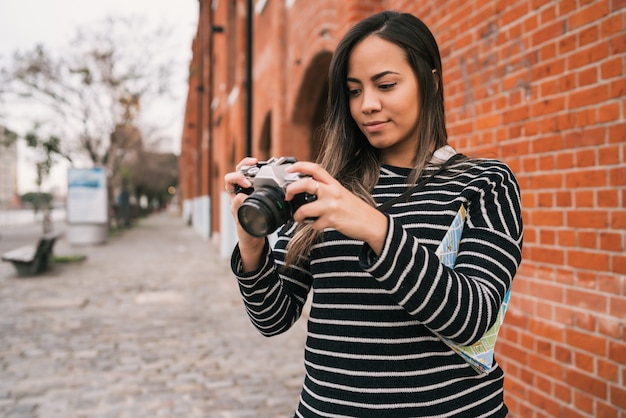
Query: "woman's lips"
363 120 388 133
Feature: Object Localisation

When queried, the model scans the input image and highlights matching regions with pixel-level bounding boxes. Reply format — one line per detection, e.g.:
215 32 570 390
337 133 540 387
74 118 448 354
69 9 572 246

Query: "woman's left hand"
285 162 388 255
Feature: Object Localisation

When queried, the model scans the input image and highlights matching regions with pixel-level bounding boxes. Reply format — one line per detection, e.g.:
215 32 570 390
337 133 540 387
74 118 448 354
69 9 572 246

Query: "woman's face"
347 35 421 167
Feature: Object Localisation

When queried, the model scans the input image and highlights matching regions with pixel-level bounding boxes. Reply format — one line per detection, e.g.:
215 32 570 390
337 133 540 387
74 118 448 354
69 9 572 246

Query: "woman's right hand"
224 157 266 272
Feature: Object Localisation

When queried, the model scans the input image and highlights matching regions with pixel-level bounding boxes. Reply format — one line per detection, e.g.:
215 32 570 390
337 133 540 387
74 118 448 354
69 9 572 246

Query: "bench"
1 232 61 277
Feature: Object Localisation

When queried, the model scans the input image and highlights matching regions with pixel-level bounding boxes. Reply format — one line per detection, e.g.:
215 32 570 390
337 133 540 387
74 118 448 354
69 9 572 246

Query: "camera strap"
376 153 463 213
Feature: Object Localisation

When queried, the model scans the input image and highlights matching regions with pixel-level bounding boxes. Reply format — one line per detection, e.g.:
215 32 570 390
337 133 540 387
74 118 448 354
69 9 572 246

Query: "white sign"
66 168 108 224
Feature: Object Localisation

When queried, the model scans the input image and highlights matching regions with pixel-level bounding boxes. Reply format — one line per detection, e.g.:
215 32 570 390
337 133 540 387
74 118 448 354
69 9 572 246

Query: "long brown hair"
285 11 448 267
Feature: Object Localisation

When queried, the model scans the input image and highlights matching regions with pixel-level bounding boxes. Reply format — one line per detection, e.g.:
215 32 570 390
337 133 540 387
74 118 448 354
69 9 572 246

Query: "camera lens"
237 186 290 237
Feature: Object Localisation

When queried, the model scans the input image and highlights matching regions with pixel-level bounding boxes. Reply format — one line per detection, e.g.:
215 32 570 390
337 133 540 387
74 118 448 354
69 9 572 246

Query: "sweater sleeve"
359 161 523 346
231 227 313 337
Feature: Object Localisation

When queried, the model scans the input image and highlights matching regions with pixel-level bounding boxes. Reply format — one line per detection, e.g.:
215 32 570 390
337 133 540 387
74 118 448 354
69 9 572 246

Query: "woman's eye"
348 88 361 97
379 82 397 90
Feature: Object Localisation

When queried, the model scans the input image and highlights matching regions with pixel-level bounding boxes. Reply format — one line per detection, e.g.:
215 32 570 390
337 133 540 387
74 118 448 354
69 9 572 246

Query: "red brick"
597 358 619 382
532 20 566 45
608 122 626 143
555 343 573 364
609 166 626 186
576 107 598 127
598 145 621 165
569 84 610 108
608 341 626 364
566 328 607 356
578 66 599 86
611 32 626 54
611 211 626 229
574 350 594 372
529 317 565 342
609 295 626 319
614 255 626 275
610 383 626 409
528 388 562 418
528 351 563 379
575 148 596 167
565 169 607 189
600 232 623 251
567 249 610 271
597 274 622 295
574 189 594 207
533 210 564 226
598 102 621 123
562 405 588 418
566 210 608 228
528 172 564 189
555 190 572 207
601 12 623 36
564 127 606 148
532 134 564 153
539 229 556 245
596 401 620 418
597 189 619 208
568 0 610 29
565 368 608 398
577 230 597 248
601 56 623 80
554 381 572 403
559 230 576 247
573 389 595 414
609 76 626 99
565 286 609 313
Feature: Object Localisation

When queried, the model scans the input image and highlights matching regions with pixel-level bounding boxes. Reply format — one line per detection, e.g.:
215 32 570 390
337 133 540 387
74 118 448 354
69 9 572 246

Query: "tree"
0 126 18 147
123 151 179 209
0 15 181 219
22 128 72 233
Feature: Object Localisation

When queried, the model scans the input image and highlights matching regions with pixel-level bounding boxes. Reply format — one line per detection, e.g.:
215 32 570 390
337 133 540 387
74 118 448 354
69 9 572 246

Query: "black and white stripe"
232 156 523 417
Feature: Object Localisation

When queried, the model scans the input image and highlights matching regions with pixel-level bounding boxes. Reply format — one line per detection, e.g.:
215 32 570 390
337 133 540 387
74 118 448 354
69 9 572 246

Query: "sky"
0 0 198 194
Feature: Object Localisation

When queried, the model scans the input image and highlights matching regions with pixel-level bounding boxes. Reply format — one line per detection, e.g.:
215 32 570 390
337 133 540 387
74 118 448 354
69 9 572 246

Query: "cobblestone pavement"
0 212 307 417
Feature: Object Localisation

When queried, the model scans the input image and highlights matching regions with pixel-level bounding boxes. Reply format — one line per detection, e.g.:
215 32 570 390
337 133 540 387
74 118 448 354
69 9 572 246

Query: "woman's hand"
285 162 388 255
224 157 266 272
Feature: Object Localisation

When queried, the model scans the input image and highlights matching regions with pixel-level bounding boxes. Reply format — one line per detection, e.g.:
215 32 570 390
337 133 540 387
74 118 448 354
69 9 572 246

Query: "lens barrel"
237 186 290 237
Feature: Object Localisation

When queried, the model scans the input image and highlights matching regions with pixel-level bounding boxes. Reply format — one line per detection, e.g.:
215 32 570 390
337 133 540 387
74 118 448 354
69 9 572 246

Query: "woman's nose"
361 89 382 114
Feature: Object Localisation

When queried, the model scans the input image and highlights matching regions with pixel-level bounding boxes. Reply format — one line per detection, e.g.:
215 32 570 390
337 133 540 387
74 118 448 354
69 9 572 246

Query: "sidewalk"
0 212 307 418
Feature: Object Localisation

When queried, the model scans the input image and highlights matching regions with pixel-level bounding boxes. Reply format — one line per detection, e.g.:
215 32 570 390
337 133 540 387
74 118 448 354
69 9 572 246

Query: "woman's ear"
432 69 439 92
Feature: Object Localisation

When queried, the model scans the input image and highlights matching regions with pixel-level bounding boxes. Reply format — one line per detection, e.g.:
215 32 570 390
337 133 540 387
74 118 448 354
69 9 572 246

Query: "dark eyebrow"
347 70 400 84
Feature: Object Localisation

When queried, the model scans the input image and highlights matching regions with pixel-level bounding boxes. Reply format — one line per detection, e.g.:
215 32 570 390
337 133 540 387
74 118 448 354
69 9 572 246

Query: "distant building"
0 126 18 208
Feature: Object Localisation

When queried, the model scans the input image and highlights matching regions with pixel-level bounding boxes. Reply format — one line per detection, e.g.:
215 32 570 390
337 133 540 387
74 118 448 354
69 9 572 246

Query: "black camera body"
235 157 317 237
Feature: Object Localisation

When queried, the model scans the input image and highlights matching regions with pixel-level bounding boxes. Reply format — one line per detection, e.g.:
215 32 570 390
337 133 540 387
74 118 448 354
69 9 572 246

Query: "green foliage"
20 192 53 210
0 126 18 147
23 128 70 187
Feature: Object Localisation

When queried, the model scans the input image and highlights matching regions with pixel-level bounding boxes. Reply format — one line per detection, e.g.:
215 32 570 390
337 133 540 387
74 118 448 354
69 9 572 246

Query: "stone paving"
0 212 307 417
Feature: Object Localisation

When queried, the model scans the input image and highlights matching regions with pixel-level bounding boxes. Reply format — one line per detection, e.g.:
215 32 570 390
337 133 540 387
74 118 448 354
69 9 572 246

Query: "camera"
235 157 317 237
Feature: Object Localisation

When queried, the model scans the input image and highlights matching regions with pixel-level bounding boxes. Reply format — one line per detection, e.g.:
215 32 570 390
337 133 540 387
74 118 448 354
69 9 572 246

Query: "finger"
285 177 319 201
292 199 323 227
236 157 258 171
224 172 252 194
286 162 334 183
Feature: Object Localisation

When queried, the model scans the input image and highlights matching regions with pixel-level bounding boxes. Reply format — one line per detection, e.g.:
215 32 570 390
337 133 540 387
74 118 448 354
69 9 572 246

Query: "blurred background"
0 0 197 230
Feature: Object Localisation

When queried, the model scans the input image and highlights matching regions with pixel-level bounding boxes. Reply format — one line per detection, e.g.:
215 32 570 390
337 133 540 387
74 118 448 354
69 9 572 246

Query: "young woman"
224 10 523 417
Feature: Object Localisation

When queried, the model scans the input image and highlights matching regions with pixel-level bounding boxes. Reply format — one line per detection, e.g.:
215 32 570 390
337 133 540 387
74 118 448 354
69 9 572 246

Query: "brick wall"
180 1 626 416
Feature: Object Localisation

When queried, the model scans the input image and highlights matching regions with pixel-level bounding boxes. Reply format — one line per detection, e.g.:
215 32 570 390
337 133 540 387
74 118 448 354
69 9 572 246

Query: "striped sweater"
231 155 523 417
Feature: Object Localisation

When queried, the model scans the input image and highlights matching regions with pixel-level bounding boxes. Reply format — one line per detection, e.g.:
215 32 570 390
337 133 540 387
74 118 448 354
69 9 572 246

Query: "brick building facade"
179 1 625 416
